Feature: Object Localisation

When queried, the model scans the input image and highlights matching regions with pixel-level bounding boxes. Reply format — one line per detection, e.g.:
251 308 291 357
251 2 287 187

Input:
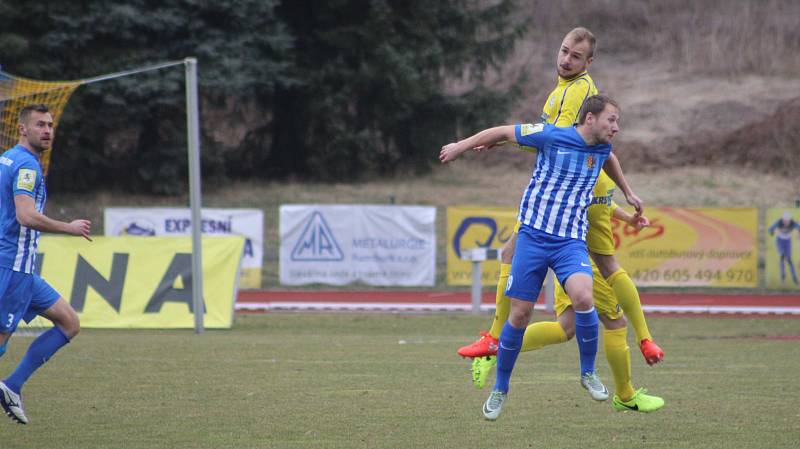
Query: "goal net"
0 70 81 174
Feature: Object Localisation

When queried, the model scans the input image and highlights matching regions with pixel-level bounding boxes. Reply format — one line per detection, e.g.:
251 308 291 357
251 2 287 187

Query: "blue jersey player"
0 104 91 425
768 211 799 285
440 95 642 420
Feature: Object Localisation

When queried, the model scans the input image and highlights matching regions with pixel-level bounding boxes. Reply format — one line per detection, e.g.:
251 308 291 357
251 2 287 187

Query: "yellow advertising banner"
240 268 261 290
614 208 758 287
31 236 244 328
446 206 518 285
764 208 800 289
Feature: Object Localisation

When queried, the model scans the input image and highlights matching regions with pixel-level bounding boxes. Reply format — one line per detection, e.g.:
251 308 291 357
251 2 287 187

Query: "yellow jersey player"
457 27 665 410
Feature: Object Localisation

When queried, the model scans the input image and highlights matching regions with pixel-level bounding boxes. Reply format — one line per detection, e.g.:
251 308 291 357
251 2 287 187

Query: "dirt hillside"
602 70 800 177
463 0 800 184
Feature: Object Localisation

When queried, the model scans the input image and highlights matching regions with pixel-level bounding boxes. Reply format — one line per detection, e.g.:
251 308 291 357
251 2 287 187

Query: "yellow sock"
489 263 511 339
607 268 652 342
604 327 636 401
521 321 568 352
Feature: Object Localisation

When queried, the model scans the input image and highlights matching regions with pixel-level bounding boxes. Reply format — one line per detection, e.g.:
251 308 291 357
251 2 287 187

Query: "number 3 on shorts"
6 313 12 328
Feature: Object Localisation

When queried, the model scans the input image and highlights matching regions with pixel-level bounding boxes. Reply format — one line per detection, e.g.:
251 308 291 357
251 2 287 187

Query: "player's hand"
68 219 92 241
439 143 464 163
625 191 643 215
629 213 650 231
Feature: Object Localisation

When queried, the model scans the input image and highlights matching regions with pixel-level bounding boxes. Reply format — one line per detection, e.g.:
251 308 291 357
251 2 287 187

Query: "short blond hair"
565 27 596 58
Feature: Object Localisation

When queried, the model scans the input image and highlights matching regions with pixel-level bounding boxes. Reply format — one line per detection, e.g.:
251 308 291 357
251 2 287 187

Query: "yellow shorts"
553 259 622 320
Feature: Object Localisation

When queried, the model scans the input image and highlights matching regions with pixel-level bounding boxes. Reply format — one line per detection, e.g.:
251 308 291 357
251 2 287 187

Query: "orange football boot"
458 331 499 358
639 339 665 366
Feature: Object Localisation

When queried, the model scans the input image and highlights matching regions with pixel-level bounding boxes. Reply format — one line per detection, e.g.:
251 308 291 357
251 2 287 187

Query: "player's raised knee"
570 290 594 311
61 312 80 339
508 300 534 328
50 300 81 339
66 314 80 339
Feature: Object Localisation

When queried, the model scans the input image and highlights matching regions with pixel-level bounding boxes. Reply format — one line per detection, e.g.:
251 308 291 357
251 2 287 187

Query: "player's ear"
585 56 593 68
17 123 26 137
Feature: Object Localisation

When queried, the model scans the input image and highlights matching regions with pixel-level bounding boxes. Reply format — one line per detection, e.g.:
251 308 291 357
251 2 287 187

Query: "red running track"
238 290 799 306
236 290 800 316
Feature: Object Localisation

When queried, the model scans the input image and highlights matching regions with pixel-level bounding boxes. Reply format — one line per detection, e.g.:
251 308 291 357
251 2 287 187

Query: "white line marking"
234 302 800 315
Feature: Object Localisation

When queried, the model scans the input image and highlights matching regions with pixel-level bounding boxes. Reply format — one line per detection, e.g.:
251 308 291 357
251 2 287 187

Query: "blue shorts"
505 225 593 302
0 267 61 333
776 237 792 257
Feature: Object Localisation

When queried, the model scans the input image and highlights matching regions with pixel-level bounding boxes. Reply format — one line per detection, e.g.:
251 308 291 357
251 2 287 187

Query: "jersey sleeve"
552 79 592 127
514 123 549 150
12 161 40 198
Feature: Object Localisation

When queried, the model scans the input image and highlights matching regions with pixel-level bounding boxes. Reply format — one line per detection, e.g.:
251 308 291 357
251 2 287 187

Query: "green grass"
0 312 798 448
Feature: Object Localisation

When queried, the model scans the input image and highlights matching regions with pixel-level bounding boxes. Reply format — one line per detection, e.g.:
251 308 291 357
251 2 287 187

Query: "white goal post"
2 59 206 334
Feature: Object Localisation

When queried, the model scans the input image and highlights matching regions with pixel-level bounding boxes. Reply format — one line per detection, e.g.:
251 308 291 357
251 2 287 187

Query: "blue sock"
574 307 599 376
4 326 70 394
493 321 526 393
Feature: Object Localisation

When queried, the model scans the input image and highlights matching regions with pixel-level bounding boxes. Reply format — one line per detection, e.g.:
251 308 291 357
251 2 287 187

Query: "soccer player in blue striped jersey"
459 28 600 362
440 95 642 420
0 104 92 425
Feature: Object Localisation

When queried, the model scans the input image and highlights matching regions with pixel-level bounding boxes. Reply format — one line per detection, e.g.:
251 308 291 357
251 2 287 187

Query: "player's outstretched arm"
15 195 92 240
613 203 650 231
439 125 516 163
602 152 642 214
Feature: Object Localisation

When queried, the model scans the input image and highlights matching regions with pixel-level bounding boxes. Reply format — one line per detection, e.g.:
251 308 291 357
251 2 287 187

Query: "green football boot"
612 388 665 413
471 356 497 389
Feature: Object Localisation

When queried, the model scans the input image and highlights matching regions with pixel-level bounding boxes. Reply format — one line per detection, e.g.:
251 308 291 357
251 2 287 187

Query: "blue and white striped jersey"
514 123 611 241
0 144 47 273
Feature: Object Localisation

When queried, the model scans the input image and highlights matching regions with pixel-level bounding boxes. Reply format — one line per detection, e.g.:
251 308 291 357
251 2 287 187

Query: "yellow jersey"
586 170 618 255
541 71 598 126
519 71 598 153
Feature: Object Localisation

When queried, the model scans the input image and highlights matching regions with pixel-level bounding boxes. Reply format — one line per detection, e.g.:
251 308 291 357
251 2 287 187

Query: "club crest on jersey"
586 155 595 169
520 123 544 136
17 169 37 191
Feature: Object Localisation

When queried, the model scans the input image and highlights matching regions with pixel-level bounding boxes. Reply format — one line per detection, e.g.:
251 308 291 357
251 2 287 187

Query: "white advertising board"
280 205 436 286
104 207 263 288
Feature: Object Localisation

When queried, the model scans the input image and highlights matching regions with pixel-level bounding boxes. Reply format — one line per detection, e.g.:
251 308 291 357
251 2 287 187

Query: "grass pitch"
0 312 798 449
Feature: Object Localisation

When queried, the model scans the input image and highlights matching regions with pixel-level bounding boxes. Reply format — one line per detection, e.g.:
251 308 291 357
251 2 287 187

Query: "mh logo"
291 211 344 261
